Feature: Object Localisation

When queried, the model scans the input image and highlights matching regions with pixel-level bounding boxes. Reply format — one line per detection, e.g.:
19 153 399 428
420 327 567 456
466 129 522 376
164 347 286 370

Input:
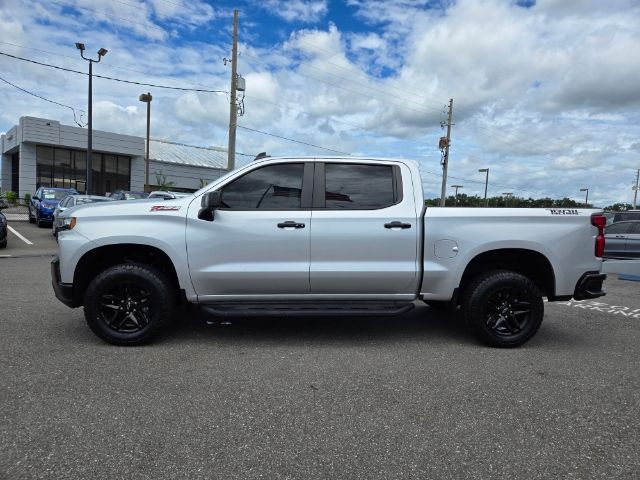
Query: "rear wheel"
84 263 174 345
461 270 544 348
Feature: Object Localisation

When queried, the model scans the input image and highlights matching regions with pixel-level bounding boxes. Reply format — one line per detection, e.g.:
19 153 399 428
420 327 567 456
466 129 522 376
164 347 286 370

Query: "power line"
0 75 86 127
0 41 225 93
237 125 351 155
0 51 227 93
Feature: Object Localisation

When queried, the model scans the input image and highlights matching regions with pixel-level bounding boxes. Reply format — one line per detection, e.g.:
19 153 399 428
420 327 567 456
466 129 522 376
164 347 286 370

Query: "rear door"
309 161 419 298
625 222 640 258
605 222 632 258
186 162 313 299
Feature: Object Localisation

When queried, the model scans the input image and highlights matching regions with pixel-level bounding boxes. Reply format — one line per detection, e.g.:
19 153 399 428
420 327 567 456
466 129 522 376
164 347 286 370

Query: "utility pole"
633 169 639 209
439 98 453 207
227 9 239 172
451 184 463 206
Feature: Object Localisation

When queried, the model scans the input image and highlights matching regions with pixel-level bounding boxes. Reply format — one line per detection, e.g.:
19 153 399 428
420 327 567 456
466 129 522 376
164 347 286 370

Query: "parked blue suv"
29 187 78 228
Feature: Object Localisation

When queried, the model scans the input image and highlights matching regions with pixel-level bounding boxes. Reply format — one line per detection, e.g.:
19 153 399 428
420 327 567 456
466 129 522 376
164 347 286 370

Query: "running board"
200 302 415 318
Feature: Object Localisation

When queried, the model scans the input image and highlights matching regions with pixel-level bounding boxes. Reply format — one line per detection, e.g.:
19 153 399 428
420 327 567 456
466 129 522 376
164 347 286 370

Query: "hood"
59 195 194 219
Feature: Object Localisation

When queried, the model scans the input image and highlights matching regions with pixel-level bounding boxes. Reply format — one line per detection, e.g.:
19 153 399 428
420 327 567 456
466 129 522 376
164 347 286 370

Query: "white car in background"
52 195 114 237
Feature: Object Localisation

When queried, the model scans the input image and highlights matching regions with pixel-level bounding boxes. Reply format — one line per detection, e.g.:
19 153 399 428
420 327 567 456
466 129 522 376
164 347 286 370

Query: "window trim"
216 162 314 211
312 162 403 210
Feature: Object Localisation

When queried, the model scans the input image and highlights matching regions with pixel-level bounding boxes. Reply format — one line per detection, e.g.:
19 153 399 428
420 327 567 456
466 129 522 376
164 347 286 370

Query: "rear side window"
221 163 304 209
323 163 397 210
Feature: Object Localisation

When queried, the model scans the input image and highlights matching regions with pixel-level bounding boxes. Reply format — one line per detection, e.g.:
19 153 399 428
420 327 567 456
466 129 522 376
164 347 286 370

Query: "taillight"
591 214 606 257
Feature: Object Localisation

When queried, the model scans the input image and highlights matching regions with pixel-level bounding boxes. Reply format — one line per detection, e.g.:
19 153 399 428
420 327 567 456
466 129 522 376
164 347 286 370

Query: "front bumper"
573 271 606 300
51 256 75 307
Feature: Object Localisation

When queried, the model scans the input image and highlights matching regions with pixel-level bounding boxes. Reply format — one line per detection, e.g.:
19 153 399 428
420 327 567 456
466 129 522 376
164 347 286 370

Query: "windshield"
76 197 112 205
43 190 73 201
123 192 148 200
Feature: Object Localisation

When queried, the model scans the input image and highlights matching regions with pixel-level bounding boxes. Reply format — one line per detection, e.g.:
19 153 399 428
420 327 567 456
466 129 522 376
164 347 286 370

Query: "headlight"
60 217 77 231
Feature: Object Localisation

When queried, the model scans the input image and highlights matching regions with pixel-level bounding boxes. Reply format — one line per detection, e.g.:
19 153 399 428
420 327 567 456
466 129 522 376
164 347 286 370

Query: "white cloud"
260 0 329 23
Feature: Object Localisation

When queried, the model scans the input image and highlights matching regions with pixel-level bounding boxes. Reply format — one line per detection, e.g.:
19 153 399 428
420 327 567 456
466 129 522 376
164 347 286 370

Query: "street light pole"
580 188 589 207
139 93 153 189
76 43 107 194
479 168 489 207
451 184 463 206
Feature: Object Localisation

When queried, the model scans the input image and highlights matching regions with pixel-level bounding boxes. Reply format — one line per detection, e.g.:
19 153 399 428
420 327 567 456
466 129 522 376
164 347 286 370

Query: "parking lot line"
7 225 34 245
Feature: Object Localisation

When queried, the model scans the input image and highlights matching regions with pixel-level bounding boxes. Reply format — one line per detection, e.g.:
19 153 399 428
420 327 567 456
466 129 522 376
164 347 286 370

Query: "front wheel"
461 270 544 348
84 263 174 345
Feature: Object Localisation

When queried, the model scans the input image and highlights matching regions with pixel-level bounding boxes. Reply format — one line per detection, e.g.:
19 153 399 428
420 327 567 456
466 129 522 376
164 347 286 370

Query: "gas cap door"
434 239 459 258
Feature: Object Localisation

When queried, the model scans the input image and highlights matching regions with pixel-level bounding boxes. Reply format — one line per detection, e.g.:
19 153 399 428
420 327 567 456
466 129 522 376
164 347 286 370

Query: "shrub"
6 191 17 205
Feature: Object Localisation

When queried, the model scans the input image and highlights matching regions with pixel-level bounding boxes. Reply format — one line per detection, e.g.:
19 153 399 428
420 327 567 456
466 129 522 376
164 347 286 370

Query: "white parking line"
7 225 34 245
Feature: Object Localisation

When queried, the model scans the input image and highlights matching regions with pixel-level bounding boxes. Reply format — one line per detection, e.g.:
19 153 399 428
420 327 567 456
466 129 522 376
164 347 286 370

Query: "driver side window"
221 163 305 209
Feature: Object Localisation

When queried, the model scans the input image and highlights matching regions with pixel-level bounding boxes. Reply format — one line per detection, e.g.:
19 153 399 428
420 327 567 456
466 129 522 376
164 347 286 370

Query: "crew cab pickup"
51 156 607 347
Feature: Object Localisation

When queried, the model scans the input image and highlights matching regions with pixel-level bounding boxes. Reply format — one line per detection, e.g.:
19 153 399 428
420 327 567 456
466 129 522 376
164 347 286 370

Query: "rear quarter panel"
421 208 602 300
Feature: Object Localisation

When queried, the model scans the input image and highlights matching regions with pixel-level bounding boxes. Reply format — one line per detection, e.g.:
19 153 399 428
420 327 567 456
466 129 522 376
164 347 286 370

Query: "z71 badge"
548 209 579 215
150 205 181 212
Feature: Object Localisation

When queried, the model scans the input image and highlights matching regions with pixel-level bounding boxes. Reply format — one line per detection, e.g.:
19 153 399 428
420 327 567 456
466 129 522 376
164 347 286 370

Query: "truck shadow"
164 304 477 347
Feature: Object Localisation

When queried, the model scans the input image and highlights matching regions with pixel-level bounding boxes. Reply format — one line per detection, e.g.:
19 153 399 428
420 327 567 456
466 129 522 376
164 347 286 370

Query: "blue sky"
1 0 639 206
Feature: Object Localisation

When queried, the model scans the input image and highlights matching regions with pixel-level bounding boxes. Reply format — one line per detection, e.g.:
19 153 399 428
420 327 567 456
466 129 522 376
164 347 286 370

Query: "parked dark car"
612 210 640 223
52 194 114 237
109 190 149 201
604 220 640 259
29 187 78 227
0 202 7 248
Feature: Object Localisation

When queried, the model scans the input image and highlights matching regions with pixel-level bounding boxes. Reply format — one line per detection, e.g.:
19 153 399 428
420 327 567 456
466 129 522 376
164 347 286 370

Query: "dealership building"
0 116 229 197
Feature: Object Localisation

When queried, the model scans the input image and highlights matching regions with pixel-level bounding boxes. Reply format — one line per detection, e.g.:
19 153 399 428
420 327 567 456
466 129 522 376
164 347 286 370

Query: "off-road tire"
461 270 544 348
84 263 174 346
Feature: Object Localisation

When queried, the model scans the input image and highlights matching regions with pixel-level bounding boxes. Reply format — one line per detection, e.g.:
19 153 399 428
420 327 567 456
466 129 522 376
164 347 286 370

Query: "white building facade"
1 116 228 197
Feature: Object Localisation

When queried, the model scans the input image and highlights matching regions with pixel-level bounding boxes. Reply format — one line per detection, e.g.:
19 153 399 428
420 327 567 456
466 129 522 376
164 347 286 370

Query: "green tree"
154 170 175 191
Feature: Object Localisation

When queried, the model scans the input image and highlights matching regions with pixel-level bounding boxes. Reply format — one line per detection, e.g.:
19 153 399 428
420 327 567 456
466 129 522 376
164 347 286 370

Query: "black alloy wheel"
98 283 153 334
484 287 532 336
84 263 174 345
462 270 544 348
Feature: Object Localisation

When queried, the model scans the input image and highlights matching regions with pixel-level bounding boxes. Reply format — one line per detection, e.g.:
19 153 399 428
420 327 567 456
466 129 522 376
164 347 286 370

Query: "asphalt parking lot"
1 230 639 479
0 220 59 258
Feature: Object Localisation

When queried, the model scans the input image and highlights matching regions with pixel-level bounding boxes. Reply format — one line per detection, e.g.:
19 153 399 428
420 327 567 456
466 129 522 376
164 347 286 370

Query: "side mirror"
33 196 40 201
198 190 222 221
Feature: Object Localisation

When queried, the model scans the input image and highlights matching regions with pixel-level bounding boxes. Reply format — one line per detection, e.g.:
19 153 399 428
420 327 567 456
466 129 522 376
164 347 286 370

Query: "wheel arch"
458 248 556 302
72 244 183 307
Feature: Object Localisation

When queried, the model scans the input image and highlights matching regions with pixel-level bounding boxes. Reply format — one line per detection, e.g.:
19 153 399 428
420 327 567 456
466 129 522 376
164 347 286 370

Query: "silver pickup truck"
51 156 607 347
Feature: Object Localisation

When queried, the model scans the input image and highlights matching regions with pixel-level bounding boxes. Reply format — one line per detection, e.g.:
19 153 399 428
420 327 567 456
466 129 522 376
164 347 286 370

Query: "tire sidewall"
84 264 173 345
463 271 544 348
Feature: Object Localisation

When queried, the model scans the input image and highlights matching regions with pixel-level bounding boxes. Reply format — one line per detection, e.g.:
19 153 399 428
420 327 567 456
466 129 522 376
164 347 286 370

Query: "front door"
186 162 313 300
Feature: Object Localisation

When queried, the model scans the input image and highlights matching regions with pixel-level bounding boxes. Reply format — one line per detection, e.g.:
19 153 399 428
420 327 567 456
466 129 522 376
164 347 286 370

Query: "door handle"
277 221 305 229
384 221 411 229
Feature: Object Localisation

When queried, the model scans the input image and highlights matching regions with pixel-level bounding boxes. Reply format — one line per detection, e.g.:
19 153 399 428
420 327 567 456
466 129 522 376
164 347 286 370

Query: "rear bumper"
51 256 75 307
573 271 606 300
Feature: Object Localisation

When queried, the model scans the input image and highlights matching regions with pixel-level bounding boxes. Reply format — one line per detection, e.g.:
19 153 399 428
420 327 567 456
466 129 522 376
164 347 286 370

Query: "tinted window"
324 164 395 209
607 223 634 234
221 164 304 209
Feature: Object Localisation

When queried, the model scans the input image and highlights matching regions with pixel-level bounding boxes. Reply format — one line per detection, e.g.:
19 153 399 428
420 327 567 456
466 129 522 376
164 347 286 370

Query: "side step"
200 302 415 318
